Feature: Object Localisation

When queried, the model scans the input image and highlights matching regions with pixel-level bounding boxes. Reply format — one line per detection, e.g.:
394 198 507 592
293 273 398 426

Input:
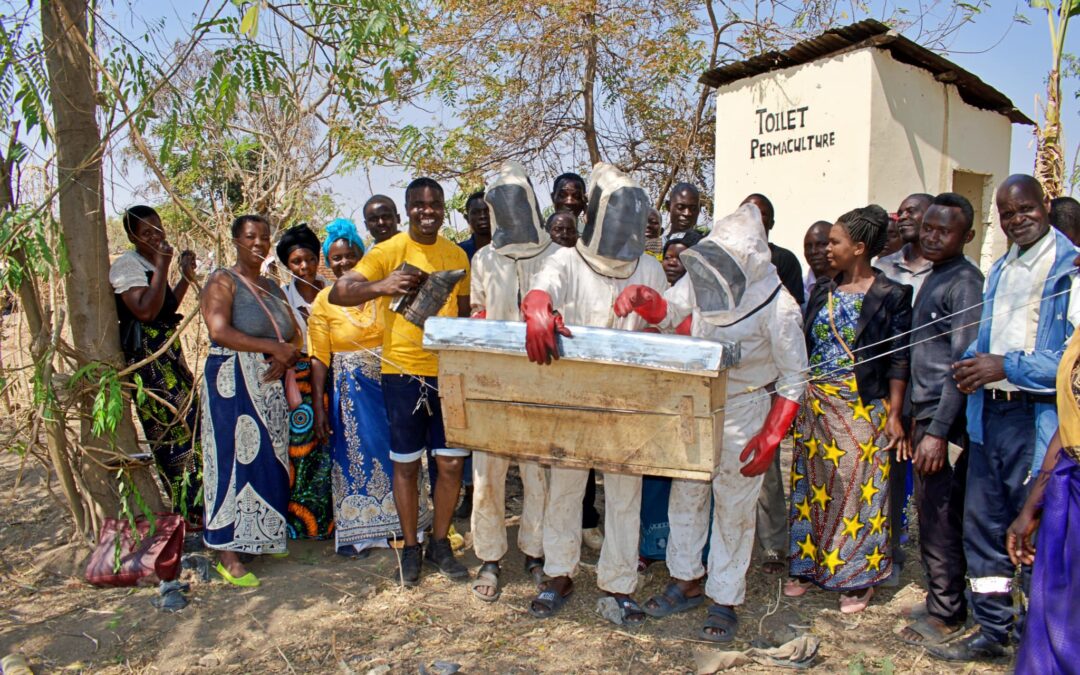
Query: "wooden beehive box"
423 318 740 482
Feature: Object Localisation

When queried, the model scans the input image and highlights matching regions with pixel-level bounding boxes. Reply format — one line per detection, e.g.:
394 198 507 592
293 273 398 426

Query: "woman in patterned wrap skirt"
200 214 301 586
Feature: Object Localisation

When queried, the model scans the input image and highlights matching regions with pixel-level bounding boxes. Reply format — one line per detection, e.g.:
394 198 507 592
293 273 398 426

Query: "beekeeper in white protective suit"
521 163 667 624
613 202 807 642
468 161 556 602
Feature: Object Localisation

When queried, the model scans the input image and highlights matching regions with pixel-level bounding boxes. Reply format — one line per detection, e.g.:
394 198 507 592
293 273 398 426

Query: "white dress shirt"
987 230 1080 390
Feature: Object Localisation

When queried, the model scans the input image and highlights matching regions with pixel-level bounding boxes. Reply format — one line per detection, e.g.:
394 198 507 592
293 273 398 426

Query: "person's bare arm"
119 249 173 322
328 269 420 307
310 356 331 444
200 270 298 380
1007 430 1063 566
884 378 909 458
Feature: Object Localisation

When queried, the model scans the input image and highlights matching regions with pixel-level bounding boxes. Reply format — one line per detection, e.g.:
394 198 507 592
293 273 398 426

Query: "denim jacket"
964 229 1077 474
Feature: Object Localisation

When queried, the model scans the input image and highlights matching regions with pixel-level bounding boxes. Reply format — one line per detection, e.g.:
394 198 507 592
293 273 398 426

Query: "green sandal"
216 562 260 587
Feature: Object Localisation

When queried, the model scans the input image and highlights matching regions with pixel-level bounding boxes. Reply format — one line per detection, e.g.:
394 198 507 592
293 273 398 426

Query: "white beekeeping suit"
526 163 666 600
470 162 555 572
657 203 807 612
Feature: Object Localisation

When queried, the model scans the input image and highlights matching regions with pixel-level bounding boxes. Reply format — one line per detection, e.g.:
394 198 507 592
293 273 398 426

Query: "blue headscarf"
322 218 365 260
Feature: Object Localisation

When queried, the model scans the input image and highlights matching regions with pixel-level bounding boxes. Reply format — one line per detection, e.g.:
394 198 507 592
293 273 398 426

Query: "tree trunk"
1035 66 1064 198
1034 7 1071 199
41 0 164 536
581 10 601 167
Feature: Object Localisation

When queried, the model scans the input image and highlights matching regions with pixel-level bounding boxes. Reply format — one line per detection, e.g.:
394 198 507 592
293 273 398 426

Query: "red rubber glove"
471 309 487 319
521 290 572 365
675 315 692 336
613 285 667 324
739 396 800 477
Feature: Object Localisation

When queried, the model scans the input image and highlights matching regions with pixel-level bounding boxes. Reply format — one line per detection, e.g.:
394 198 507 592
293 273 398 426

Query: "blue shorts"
382 374 470 464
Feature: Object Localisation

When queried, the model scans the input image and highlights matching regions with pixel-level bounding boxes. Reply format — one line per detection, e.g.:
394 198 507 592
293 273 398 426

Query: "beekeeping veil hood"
680 203 783 327
485 161 551 260
576 163 649 279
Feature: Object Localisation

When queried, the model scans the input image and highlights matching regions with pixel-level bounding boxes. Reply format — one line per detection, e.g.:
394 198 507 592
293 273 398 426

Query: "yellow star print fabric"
788 373 893 591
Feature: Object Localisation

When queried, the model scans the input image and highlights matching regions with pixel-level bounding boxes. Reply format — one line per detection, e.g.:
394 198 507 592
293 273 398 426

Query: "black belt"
985 389 1056 405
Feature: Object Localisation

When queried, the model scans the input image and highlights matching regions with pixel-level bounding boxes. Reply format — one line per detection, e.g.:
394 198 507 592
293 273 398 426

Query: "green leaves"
240 4 262 37
0 15 51 147
1026 0 1080 16
70 363 126 439
0 207 68 293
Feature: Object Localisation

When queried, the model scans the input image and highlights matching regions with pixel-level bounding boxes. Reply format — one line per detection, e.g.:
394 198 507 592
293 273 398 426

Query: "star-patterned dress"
788 289 892 590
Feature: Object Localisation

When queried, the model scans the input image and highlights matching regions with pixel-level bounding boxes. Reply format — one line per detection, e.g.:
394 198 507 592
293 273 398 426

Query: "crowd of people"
110 164 1080 671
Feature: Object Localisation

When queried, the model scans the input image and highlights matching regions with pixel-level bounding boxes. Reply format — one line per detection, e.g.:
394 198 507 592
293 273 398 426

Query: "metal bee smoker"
389 262 467 328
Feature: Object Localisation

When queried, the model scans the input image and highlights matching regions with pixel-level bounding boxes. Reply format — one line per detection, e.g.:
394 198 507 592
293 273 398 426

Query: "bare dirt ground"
0 446 1017 675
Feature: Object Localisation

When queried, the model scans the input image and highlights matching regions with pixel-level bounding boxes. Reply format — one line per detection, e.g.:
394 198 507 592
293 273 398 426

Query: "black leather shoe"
398 544 422 587
425 537 469 580
926 632 1011 662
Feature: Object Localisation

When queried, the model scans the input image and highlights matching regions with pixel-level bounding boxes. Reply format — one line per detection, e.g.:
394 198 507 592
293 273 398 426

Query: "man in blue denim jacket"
929 175 1079 663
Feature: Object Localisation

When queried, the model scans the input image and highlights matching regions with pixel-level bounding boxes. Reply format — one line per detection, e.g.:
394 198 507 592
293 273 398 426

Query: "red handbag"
85 513 186 587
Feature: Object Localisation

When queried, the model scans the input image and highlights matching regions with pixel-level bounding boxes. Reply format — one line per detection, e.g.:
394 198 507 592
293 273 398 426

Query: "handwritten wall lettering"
750 106 836 160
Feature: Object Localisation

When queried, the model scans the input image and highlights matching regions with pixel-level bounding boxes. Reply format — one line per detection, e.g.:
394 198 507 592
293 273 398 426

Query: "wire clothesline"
206 229 1080 404
718 274 1079 415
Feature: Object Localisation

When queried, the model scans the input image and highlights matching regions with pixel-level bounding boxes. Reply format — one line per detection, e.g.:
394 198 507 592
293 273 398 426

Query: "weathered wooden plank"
439 352 714 417
443 401 718 481
440 373 467 430
678 395 696 444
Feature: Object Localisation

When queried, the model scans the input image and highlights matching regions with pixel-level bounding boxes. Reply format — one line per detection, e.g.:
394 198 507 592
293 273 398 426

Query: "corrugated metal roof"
699 19 1034 125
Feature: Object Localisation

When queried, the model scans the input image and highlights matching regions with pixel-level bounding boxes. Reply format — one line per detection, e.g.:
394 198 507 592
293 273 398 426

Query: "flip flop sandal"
899 616 965 647
337 546 372 559
524 556 545 585
700 604 739 643
643 581 705 618
839 586 874 614
528 587 572 618
150 590 188 612
783 578 813 597
613 596 647 626
471 562 502 603
761 550 785 574
215 562 260 587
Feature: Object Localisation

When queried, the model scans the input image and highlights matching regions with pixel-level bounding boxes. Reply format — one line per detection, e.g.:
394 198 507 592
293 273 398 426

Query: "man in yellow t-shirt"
329 177 470 587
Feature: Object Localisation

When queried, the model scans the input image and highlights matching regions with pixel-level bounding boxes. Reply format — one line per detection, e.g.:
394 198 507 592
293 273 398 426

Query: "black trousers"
963 398 1035 644
912 417 969 625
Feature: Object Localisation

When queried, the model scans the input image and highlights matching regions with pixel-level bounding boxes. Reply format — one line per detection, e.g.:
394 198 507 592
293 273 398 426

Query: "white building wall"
712 51 875 270
869 51 1012 268
711 46 1014 273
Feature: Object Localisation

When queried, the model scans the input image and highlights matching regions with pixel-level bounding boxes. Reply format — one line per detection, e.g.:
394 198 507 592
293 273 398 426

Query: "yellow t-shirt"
306 287 383 367
354 232 470 376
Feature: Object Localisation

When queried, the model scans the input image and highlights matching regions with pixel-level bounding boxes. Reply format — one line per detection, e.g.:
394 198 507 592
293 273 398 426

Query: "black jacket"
769 243 804 303
803 271 912 402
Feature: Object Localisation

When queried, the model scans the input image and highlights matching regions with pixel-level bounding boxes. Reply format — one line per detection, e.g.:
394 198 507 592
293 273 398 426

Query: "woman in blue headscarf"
308 219 428 556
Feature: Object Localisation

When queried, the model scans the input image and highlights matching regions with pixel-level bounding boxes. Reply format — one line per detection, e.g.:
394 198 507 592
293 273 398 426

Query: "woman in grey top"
199 214 301 587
